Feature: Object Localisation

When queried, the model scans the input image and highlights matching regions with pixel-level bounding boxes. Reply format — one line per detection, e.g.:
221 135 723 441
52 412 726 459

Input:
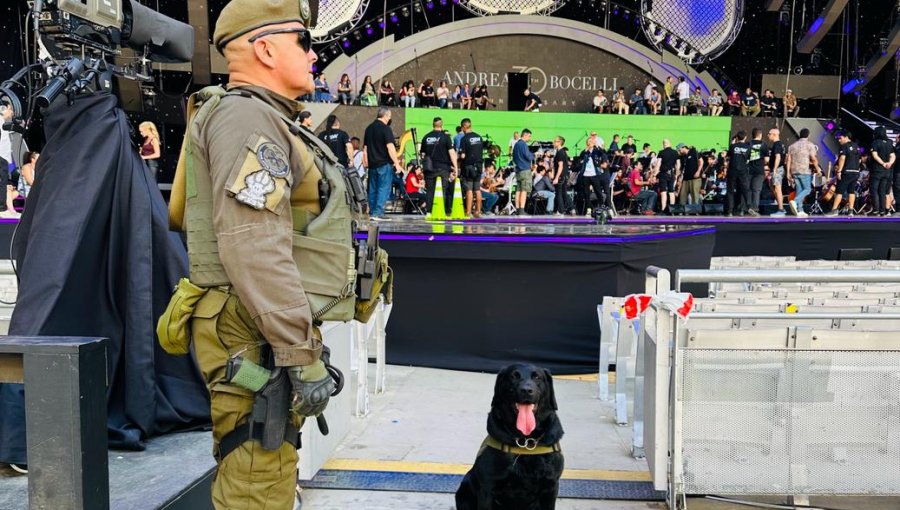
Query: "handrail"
675 269 900 289
689 312 900 320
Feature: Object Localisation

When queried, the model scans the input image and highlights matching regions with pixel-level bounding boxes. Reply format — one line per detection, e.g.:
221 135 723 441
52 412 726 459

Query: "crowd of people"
319 106 900 219
303 72 800 117
304 73 497 110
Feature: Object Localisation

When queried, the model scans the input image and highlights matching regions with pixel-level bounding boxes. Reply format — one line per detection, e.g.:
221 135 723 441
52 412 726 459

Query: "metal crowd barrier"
637 267 900 508
350 296 392 416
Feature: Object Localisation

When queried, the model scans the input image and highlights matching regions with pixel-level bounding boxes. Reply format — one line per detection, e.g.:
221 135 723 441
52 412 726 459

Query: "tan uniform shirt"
200 85 321 367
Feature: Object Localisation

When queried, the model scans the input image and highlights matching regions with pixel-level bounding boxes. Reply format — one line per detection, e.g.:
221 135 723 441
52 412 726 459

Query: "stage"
0 214 896 374
376 217 715 374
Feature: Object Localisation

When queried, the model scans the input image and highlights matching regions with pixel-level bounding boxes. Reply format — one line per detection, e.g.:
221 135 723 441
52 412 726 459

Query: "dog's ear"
542 368 558 411
491 366 508 409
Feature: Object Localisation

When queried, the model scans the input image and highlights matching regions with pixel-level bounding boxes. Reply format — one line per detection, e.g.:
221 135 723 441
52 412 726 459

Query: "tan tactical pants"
191 288 298 510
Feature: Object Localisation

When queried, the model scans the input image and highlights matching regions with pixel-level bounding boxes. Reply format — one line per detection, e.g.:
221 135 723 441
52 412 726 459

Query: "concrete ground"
299 364 900 509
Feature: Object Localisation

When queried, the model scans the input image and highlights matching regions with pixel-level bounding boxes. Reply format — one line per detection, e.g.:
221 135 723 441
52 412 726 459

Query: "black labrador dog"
456 363 565 510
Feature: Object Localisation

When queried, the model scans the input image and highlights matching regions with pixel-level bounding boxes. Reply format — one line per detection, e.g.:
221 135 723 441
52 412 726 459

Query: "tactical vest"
173 86 385 323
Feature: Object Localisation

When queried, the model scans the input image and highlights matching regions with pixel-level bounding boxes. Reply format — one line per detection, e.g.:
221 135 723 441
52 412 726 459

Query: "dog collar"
481 435 561 456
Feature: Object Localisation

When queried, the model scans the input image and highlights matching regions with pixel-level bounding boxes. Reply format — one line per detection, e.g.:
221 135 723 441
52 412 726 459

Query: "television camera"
1 0 194 131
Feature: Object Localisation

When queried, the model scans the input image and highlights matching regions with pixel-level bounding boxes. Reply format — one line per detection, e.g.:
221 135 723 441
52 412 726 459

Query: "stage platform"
376 216 715 374
0 431 215 510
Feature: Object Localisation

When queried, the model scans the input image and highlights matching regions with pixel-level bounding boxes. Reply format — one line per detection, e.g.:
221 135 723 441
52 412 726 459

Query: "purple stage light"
426 1 434 8
366 26 374 35
342 39 350 49
378 20 386 28
390 13 399 23
825 121 835 130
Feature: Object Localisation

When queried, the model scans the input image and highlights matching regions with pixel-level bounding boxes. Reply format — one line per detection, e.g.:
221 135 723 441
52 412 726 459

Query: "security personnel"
420 117 458 215
457 118 484 217
187 1 334 507
318 114 353 168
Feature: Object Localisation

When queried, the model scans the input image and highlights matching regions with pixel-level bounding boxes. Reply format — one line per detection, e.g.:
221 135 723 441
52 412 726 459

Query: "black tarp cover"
0 92 209 464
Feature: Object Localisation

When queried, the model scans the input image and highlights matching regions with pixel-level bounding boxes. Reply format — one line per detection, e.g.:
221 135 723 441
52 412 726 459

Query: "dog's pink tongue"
516 403 536 436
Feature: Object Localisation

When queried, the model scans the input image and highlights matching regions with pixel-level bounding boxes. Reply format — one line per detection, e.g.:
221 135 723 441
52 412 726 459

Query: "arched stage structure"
322 15 720 109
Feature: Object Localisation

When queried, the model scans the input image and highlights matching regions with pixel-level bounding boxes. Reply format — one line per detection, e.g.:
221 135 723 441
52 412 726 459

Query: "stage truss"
640 0 744 61
311 0 370 43
458 0 567 16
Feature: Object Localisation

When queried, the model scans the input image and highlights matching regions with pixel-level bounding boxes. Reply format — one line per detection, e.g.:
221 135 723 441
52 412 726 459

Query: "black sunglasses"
248 28 312 53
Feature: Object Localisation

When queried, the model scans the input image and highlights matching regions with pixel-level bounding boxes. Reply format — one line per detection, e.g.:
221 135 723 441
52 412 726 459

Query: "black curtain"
0 92 209 464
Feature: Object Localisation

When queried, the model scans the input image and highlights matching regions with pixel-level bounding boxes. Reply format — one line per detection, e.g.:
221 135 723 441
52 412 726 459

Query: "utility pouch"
156 278 209 355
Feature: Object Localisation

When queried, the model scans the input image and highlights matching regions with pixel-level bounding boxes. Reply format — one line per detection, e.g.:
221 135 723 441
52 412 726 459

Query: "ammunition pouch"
156 278 209 355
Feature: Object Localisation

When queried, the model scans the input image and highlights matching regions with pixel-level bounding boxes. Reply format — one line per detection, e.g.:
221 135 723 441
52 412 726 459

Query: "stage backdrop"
383 34 657 114
402 109 732 163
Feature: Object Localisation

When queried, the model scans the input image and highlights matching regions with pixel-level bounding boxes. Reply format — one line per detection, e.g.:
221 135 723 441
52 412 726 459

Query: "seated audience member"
689 87 706 115
612 87 629 114
741 87 761 117
707 89 724 116
481 161 504 215
460 83 473 110
647 86 662 114
783 89 799 117
404 163 427 212
726 90 742 115
400 80 417 108
533 165 557 213
451 85 462 106
473 85 492 110
359 75 378 106
612 167 629 210
380 80 396 106
592 90 609 113
314 73 332 103
419 79 436 108
760 89 778 116
629 88 646 114
436 80 450 108
337 74 353 105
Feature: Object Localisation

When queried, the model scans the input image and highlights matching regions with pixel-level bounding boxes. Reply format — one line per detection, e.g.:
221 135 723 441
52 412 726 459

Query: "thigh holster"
217 368 301 462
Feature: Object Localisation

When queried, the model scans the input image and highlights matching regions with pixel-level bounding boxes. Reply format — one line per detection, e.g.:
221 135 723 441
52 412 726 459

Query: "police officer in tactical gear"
458 118 485 217
182 0 335 507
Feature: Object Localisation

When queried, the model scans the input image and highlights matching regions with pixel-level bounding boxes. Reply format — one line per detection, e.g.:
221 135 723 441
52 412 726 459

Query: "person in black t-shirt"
869 127 896 215
746 128 769 215
458 118 485 217
766 128 787 216
620 135 637 157
654 140 680 213
826 131 861 216
524 88 542 112
726 131 752 216
741 88 760 117
552 136 574 215
362 108 404 220
318 115 353 168
420 116 458 215
676 143 703 205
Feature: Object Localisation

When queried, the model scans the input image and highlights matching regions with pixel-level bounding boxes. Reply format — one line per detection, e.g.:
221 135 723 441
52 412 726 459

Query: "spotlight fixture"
401 7 410 17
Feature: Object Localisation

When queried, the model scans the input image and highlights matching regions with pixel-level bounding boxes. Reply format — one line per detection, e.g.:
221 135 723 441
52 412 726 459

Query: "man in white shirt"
676 77 691 116
644 80 655 104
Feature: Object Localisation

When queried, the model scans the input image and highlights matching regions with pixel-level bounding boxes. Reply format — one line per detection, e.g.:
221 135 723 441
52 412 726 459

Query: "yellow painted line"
556 373 612 382
322 459 651 482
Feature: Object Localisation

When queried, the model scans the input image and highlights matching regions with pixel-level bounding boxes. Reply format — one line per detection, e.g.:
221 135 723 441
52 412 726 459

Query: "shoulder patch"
257 142 290 178
235 170 277 210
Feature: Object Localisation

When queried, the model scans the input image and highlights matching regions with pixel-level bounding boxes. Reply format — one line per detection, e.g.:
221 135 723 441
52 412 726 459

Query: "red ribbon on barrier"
622 292 694 321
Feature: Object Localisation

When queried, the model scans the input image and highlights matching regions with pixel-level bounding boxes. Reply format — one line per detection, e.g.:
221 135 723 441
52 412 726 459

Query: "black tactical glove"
287 359 335 419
